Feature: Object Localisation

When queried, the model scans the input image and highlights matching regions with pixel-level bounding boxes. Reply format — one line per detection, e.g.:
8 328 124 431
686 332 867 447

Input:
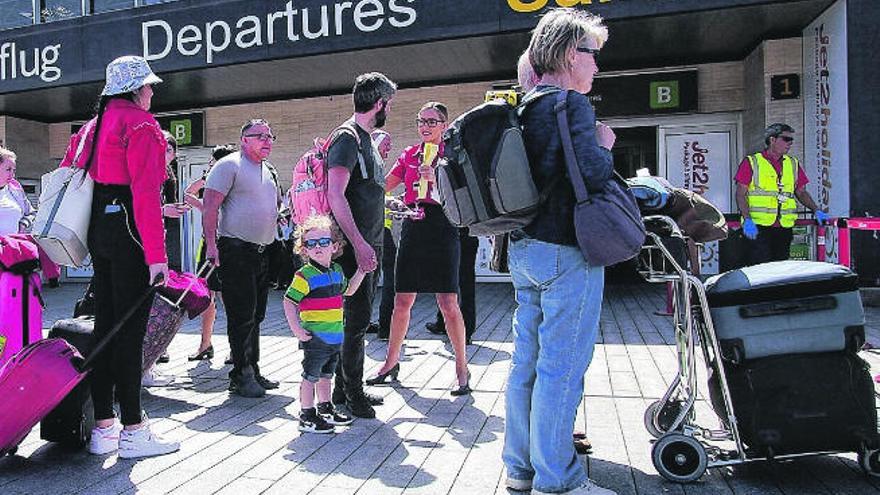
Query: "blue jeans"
502 237 605 493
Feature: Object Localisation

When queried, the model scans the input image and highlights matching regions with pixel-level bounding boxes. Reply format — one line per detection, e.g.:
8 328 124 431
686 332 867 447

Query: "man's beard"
374 109 387 128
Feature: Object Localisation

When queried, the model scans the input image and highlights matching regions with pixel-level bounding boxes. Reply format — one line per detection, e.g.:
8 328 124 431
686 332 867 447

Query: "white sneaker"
142 367 174 387
533 480 616 495
118 424 180 459
88 420 123 455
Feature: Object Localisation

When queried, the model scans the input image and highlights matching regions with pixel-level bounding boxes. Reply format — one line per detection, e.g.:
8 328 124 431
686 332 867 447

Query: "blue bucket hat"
101 56 163 96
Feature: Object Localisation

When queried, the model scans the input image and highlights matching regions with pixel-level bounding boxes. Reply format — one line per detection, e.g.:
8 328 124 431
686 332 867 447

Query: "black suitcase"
40 316 96 447
709 351 878 457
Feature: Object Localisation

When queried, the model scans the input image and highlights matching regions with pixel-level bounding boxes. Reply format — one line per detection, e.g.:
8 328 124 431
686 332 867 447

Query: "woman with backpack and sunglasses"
59 56 178 459
366 101 471 396
502 10 617 495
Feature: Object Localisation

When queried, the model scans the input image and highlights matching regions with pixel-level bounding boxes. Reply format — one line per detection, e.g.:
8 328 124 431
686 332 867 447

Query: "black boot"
229 366 266 398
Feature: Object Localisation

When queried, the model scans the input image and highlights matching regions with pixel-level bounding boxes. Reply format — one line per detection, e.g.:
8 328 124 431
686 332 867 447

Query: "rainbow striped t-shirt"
284 262 349 345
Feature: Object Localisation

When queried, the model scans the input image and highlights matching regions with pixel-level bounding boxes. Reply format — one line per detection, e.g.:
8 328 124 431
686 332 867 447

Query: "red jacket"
61 99 168 264
389 142 444 206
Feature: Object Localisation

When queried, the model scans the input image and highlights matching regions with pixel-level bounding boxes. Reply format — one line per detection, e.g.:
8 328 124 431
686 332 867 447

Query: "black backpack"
437 89 557 236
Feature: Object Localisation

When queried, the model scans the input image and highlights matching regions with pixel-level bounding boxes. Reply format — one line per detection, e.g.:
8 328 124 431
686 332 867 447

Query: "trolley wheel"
644 400 684 439
652 434 708 483
65 415 91 449
858 448 880 477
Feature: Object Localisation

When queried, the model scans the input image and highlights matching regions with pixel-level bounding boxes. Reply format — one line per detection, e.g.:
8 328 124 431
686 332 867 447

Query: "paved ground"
2 281 880 494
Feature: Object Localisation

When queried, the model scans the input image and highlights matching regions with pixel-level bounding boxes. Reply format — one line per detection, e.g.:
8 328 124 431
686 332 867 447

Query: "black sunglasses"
576 46 600 57
303 237 333 248
775 135 794 143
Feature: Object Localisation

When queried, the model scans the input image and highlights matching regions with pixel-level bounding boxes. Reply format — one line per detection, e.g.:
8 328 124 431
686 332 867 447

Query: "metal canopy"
0 0 834 122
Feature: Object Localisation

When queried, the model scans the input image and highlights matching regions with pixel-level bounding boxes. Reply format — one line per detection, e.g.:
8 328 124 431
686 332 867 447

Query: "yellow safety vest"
745 153 798 228
384 194 393 230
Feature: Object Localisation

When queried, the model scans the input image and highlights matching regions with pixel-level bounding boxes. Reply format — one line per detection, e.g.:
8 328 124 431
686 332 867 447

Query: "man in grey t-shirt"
203 119 282 398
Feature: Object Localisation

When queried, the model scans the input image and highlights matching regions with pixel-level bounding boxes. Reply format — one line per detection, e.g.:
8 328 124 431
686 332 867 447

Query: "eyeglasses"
576 46 600 57
244 133 276 142
416 118 446 128
776 135 794 143
303 237 333 248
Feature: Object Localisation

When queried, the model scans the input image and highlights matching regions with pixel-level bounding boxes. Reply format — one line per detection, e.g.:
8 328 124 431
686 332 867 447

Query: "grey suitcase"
705 261 864 363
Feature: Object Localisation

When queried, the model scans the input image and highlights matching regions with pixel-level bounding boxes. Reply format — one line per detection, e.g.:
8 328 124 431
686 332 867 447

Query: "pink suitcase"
0 282 158 457
0 339 86 456
0 272 43 368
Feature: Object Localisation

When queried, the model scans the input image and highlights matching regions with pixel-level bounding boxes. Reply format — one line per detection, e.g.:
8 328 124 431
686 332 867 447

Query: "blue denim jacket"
519 86 613 246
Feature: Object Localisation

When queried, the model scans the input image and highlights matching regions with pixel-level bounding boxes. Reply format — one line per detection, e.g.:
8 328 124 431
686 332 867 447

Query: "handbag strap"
553 90 590 204
73 120 94 167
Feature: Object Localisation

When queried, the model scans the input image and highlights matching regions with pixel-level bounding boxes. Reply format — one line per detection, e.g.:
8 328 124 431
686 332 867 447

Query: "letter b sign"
170 119 192 146
650 81 679 110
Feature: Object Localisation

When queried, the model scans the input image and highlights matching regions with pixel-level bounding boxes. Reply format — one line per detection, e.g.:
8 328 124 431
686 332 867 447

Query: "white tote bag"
32 121 95 267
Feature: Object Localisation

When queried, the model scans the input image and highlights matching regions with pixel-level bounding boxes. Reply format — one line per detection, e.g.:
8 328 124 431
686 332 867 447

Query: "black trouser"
218 237 270 379
276 239 299 289
434 231 479 338
334 242 381 399
89 184 151 426
747 226 794 266
377 228 397 337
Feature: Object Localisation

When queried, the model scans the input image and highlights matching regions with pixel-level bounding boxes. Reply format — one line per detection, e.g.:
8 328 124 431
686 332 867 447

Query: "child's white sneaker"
88 420 123 455
118 422 180 459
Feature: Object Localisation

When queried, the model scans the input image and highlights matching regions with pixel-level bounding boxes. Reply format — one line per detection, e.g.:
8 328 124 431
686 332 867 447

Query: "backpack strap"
263 161 283 207
516 86 561 116
517 87 563 205
327 122 369 180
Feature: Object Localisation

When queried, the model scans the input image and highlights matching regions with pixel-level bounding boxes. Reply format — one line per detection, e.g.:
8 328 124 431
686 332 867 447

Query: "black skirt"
394 204 460 293
197 238 222 291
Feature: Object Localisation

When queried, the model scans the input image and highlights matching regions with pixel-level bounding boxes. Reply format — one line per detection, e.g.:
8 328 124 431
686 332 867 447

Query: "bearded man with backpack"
324 72 397 419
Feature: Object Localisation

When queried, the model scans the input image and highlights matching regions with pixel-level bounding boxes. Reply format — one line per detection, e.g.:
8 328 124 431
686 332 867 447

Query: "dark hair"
211 144 237 161
161 130 178 182
82 92 136 173
764 123 795 146
240 119 272 136
352 72 397 113
162 130 178 151
419 101 448 121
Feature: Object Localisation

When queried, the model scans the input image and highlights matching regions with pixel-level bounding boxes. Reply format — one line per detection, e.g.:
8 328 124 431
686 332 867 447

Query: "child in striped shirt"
283 215 365 434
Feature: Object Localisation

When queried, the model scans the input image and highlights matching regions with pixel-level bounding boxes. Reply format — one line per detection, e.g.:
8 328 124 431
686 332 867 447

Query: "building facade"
1 0 878 283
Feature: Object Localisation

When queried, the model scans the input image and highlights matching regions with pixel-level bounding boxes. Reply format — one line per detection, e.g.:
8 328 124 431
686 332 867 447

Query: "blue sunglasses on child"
304 237 333 248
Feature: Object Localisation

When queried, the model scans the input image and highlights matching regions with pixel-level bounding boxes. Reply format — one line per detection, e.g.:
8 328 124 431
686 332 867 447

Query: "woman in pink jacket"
60 56 178 459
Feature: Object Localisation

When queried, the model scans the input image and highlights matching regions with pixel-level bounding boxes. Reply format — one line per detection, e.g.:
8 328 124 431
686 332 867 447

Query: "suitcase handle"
79 279 162 372
739 295 837 318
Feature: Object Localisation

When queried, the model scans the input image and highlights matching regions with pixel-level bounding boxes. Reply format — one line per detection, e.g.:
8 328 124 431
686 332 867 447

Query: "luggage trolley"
637 215 880 483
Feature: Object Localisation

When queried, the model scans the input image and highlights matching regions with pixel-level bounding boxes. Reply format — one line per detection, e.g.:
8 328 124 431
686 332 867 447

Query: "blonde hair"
0 146 17 164
293 215 347 262
528 8 608 77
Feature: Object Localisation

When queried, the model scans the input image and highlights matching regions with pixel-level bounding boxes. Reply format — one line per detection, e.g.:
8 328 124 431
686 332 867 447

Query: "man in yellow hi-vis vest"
734 123 828 266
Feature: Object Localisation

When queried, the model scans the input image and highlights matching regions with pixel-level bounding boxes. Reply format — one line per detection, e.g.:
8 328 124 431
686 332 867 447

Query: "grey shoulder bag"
554 90 645 267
